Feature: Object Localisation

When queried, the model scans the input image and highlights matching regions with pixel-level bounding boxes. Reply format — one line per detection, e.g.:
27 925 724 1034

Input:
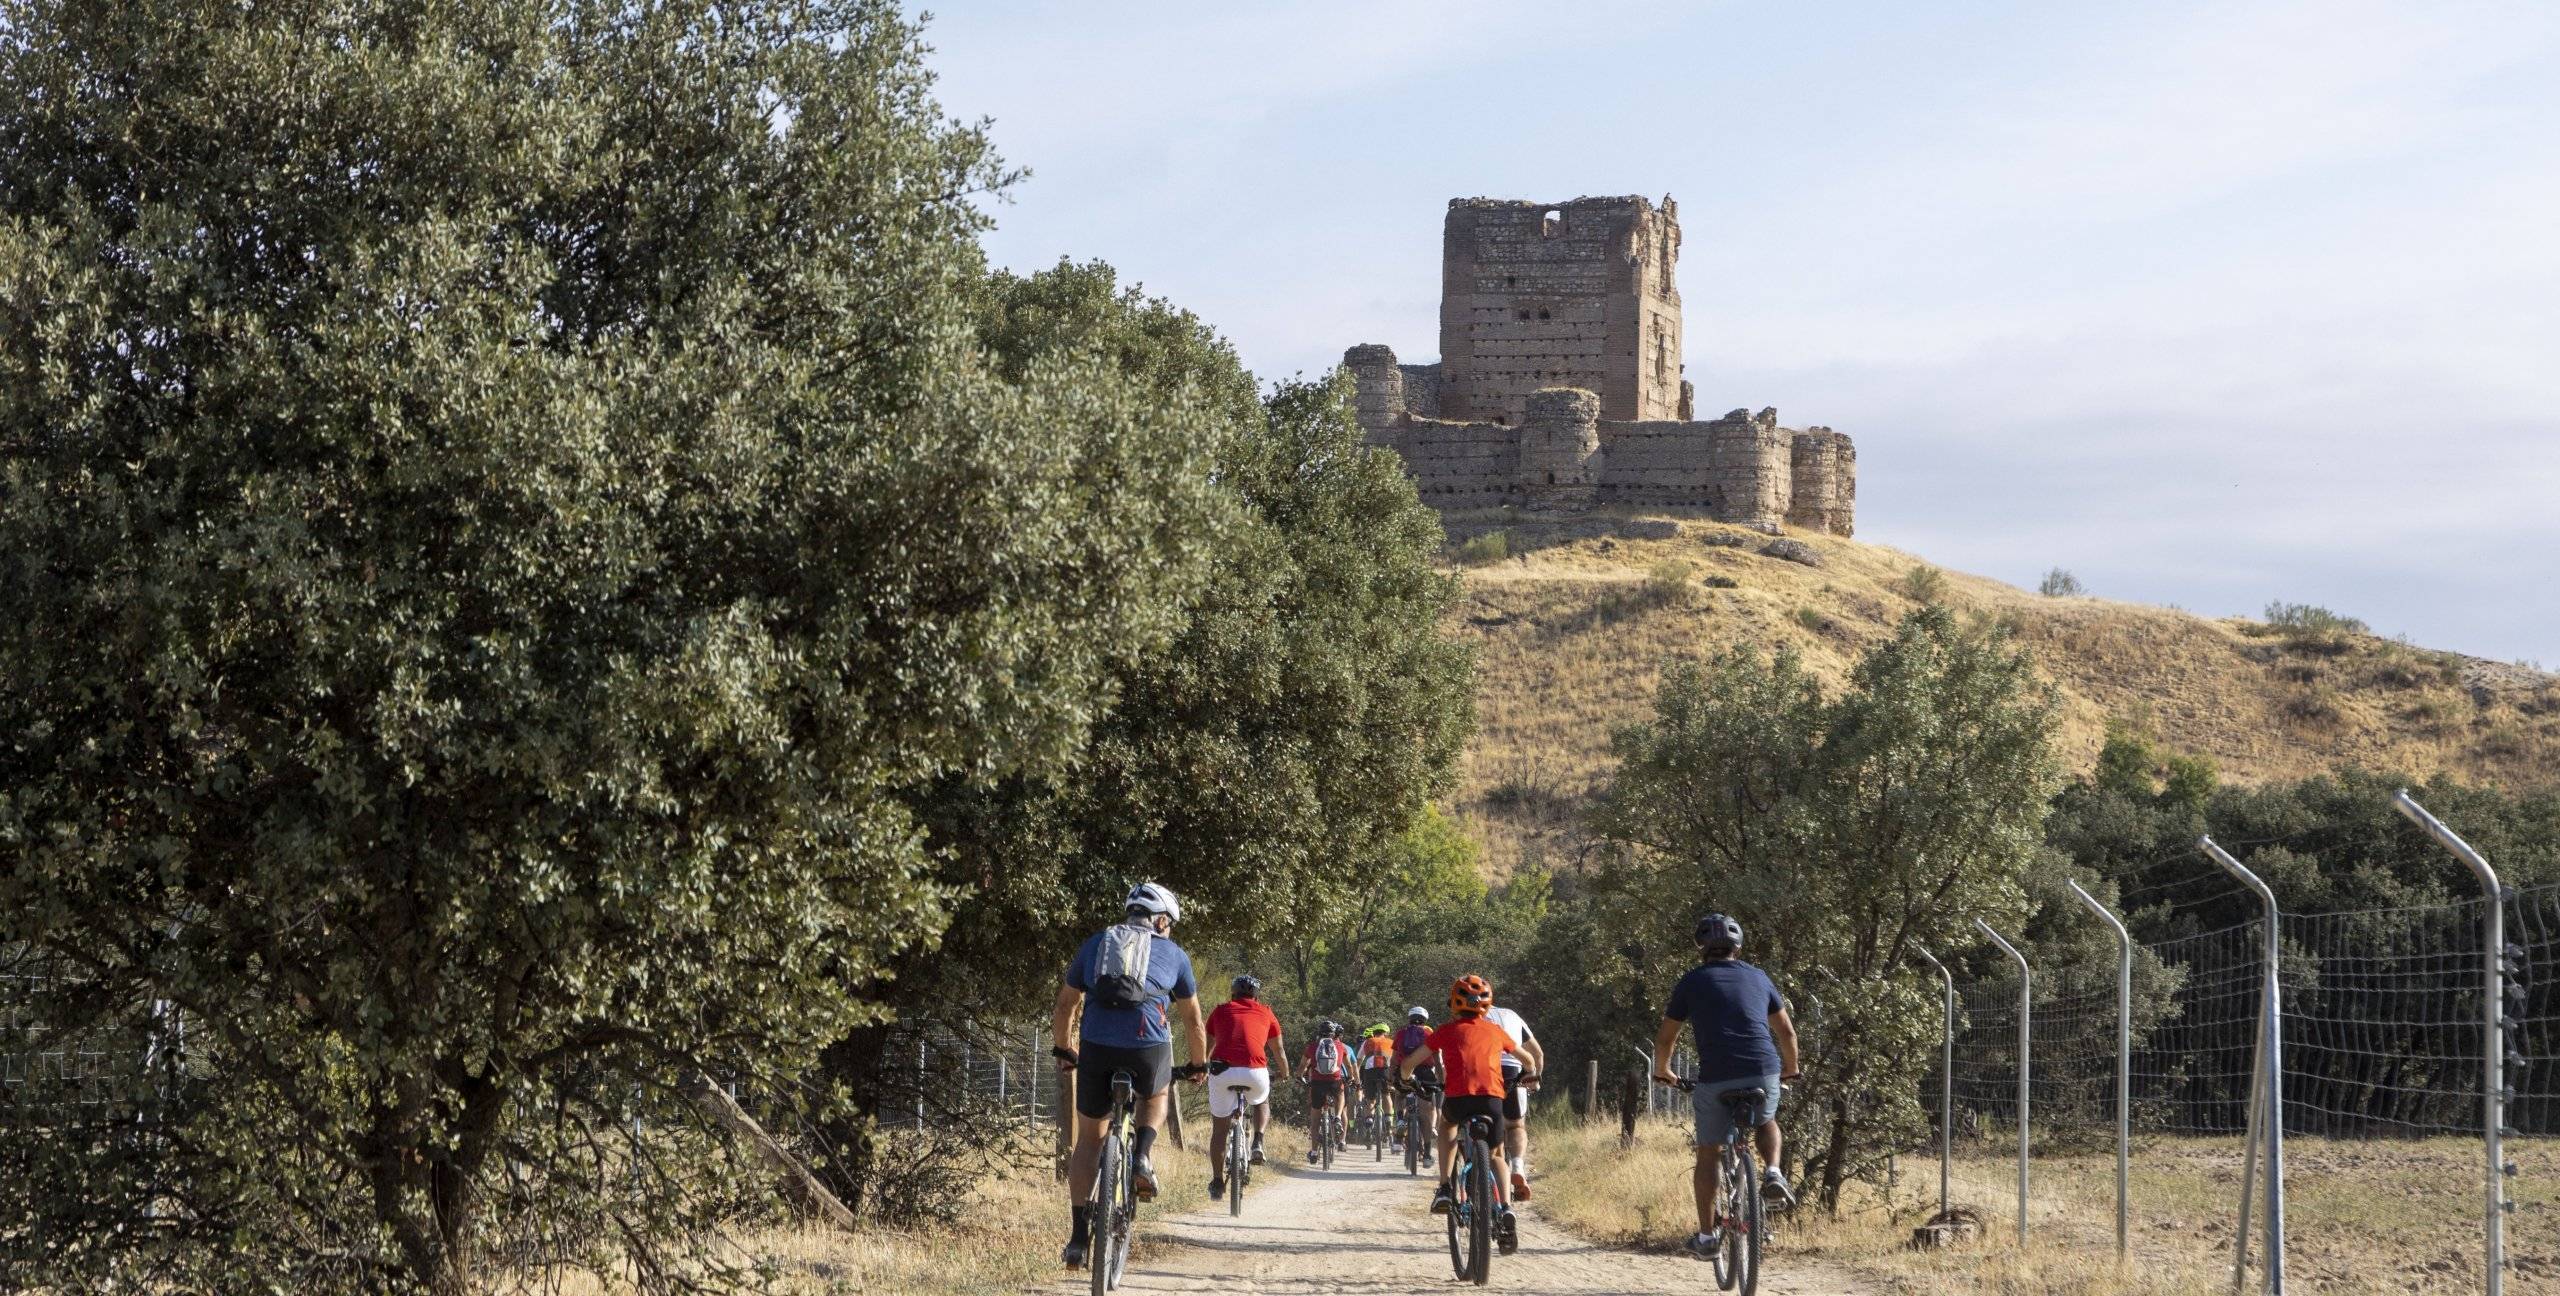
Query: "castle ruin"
1344 195 1856 535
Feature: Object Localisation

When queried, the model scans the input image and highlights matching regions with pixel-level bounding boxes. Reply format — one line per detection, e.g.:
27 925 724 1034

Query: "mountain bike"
1368 1083 1390 1162
1433 1072 1536 1287
1671 1078 1778 1296
1218 1074 1256 1217
1399 1080 1433 1176
1085 1064 1203 1294
1318 1101 1340 1170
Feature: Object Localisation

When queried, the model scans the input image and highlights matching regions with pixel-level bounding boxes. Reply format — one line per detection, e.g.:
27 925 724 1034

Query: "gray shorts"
1692 1074 1782 1148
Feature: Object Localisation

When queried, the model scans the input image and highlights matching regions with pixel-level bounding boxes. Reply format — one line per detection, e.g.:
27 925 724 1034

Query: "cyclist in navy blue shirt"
1652 912 1802 1257
1051 882 1207 1270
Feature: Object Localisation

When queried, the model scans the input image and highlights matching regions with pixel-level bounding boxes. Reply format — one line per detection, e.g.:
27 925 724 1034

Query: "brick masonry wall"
1437 196 1682 426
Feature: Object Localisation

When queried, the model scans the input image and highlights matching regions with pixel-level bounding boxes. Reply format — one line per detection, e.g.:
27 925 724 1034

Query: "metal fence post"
1973 919 2031 1248
2067 880 2133 1263
2393 790 2512 1296
1912 943 1955 1220
2201 835 2285 1296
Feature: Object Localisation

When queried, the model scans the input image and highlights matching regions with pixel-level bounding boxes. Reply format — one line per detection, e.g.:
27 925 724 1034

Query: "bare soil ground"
1032 1150 1876 1295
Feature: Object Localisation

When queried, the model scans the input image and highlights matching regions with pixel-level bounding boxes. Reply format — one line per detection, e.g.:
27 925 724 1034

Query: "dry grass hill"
1442 509 2560 876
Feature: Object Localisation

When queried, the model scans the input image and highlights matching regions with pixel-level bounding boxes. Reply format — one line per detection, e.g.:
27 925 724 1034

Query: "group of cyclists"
1048 882 1802 1273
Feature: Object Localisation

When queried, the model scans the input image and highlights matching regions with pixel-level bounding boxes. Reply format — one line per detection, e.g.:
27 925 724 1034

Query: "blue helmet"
1695 912 1743 955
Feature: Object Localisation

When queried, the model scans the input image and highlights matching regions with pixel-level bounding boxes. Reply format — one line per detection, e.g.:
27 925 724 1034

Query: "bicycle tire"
1106 1125 1136 1292
1228 1125 1246 1217
1321 1112 1335 1170
1090 1133 1119 1296
1444 1144 1467 1279
1466 1132 1493 1286
1373 1105 1385 1162
1729 1140 1760 1296
1404 1101 1420 1176
1712 1139 1740 1292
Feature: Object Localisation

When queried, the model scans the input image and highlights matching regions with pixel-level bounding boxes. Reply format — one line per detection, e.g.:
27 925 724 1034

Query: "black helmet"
1695 912 1743 955
1319 1018 1342 1037
1231 974 1261 998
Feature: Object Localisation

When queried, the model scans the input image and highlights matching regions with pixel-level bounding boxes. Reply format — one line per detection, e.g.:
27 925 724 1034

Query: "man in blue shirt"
1051 882 1208 1270
1652 912 1802 1257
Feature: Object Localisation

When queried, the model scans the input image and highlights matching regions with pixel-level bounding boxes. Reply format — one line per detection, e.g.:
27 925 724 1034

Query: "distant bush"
1794 606 1836 635
1901 565 1948 604
2038 568 2085 597
2264 601 2367 635
1455 530 1510 566
2282 686 2345 727
1702 574 1740 590
1644 559 1697 604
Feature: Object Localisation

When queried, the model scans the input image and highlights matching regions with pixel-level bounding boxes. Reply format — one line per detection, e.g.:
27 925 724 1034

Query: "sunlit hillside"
1443 510 2560 876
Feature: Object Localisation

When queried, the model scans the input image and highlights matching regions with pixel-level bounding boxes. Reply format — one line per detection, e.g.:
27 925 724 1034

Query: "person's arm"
1398 1044 1438 1081
1270 1023 1291 1082
1052 982 1083 1067
1521 1032 1546 1079
1651 1016 1684 1085
1770 1007 1801 1081
1177 995 1209 1072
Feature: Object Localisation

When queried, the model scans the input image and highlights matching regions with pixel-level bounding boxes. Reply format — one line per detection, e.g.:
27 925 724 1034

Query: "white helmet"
1406 1005 1428 1022
1125 882 1182 924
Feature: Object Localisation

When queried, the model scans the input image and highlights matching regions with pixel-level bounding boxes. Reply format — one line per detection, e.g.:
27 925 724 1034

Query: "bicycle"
1317 1102 1341 1170
1398 1083 1431 1176
1085 1064 1203 1294
1367 1084 1390 1162
1424 1072 1536 1287
1217 1073 1256 1217
1671 1078 1780 1296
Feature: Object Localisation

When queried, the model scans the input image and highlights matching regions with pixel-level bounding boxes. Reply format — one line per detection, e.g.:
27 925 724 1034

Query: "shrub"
1455 529 1511 566
1703 574 1740 590
1794 606 1835 635
1901 565 1949 604
2038 568 2085 597
1645 559 1698 604
2264 601 2368 635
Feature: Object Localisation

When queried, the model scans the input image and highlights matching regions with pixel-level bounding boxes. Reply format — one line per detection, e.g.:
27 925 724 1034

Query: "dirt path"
1039 1157 1877 1295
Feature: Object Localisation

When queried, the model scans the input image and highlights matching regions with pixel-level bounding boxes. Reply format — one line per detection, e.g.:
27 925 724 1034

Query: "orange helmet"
1448 975 1494 1017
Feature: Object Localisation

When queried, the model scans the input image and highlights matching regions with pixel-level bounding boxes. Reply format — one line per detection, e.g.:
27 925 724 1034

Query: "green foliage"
0 3 1224 1290
1455 529 1511 566
1901 564 1949 603
1591 607 2062 1207
1793 606 1833 634
2038 567 2086 597
820 277 1473 1211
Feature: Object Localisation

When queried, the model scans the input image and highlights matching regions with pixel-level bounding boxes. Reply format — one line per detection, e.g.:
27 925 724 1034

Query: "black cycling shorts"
1500 1066 1528 1121
1408 1061 1441 1096
1441 1094 1507 1146
1074 1041 1172 1120
1361 1069 1389 1097
1306 1076 1345 1107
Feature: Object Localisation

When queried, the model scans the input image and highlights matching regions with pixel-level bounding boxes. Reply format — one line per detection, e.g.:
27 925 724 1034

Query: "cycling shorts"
1692 1073 1782 1148
1441 1094 1507 1147
1306 1076 1344 1107
1500 1065 1529 1121
1206 1064 1270 1118
1073 1041 1171 1120
1361 1069 1389 1098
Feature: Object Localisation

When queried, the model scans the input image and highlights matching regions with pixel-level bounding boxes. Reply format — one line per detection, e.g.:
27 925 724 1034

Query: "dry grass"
1444 510 2560 875
1530 1115 2557 1295
496 1108 1307 1295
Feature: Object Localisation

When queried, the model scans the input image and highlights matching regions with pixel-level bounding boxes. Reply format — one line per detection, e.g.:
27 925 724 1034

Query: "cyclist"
1356 1024 1396 1146
1398 975 1531 1251
1052 882 1209 1269
1203 974 1288 1200
1481 1001 1545 1201
1301 1019 1356 1161
1650 912 1802 1260
1390 1004 1438 1167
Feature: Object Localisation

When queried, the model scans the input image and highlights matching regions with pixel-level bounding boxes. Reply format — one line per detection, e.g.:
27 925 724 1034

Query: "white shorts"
1207 1065 1271 1118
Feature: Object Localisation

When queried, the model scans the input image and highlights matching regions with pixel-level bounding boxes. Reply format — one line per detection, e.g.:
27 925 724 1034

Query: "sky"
911 1 2560 664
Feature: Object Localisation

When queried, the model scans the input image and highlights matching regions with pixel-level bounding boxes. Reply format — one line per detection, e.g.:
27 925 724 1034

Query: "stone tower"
1436 195 1684 427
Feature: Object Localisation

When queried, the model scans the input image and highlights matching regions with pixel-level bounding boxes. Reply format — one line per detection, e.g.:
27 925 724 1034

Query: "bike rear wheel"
1228 1127 1246 1217
1090 1134 1120 1296
1404 1102 1421 1176
1727 1140 1761 1296
1465 1134 1493 1285
1444 1146 1468 1279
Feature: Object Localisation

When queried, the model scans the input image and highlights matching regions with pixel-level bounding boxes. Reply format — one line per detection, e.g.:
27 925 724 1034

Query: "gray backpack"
1090 921 1156 1010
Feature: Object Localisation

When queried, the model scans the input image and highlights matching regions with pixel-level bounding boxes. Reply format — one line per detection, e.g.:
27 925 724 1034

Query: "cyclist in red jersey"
1301 1019 1357 1161
1203 974 1287 1199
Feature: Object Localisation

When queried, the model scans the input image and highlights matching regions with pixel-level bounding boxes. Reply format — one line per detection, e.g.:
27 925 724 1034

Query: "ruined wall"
1395 416 1516 508
1397 363 1443 419
1787 428 1857 536
1344 344 1405 451
1518 387 1601 508
1436 196 1682 427
1704 408 1794 529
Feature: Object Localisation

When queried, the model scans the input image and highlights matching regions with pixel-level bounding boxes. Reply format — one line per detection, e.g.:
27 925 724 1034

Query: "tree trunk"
682 1073 858 1230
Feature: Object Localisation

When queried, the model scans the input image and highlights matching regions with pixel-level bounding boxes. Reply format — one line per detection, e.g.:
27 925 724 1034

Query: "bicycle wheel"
1444 1147 1468 1279
1090 1133 1119 1296
1228 1126 1246 1217
1712 1142 1739 1292
1373 1105 1385 1162
1322 1113 1336 1170
1105 1129 1136 1292
1729 1141 1761 1296
1404 1102 1421 1176
1465 1135 1493 1286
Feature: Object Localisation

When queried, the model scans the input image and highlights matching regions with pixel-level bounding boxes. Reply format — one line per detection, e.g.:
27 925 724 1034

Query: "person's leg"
1755 1117 1781 1169
1209 1114 1232 1181
1692 1145 1720 1234
1066 1113 1108 1201
1433 1113 1460 1186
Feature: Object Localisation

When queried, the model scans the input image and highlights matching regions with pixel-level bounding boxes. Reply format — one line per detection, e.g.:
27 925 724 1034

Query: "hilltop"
1445 510 2560 875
